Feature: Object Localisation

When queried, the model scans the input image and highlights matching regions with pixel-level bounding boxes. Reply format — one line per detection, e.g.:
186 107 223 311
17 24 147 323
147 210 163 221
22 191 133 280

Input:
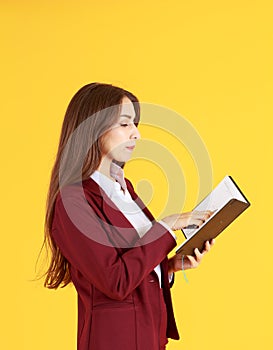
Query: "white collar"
90 162 127 198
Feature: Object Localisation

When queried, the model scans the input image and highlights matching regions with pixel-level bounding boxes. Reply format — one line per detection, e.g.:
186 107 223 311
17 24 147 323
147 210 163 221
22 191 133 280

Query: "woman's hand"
168 239 215 273
161 210 214 231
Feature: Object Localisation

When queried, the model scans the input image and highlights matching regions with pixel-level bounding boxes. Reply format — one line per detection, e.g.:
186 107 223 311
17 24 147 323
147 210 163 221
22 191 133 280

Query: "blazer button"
149 279 155 283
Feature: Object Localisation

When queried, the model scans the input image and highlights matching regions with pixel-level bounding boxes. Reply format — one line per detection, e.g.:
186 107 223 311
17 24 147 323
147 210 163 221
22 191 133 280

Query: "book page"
224 176 247 203
182 176 237 238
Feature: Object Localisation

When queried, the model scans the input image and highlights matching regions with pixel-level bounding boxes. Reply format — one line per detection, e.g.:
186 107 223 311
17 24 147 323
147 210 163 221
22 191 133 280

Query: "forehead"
120 96 136 117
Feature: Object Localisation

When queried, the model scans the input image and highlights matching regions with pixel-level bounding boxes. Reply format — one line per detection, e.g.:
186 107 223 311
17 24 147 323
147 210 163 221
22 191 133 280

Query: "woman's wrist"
161 217 176 230
158 220 177 240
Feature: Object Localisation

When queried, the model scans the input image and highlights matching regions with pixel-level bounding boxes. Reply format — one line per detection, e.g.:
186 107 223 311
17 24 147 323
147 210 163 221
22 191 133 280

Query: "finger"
194 247 203 263
185 218 206 228
193 211 213 220
202 211 213 220
186 254 198 267
201 240 211 254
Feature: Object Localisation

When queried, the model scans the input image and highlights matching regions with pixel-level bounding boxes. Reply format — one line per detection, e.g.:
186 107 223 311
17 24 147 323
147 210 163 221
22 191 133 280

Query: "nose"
131 124 141 140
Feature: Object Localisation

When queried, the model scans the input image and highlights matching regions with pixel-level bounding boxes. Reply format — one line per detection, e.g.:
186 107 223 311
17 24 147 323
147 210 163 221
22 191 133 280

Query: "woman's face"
101 96 141 163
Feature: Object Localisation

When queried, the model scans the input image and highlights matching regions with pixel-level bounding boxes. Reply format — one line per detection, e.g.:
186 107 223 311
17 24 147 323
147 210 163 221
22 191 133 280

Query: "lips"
126 145 136 151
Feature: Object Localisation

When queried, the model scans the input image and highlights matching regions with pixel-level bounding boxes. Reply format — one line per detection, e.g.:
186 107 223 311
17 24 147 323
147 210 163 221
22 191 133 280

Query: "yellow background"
1 0 272 349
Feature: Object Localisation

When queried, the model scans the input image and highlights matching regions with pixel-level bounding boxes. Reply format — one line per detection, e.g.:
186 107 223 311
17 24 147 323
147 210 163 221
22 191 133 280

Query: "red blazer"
52 176 180 350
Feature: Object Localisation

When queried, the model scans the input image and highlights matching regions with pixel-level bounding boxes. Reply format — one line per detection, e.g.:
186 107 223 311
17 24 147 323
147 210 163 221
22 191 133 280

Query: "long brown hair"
42 82 140 289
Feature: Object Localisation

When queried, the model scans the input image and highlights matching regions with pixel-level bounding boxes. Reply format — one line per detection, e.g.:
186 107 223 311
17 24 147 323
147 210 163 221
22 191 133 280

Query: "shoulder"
52 180 105 235
55 177 104 214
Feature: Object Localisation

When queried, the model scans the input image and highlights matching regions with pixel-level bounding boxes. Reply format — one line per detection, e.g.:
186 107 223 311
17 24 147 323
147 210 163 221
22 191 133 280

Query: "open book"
175 175 250 255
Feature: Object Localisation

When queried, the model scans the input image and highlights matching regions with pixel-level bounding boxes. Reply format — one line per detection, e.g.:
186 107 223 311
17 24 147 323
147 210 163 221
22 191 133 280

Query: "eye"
120 123 129 127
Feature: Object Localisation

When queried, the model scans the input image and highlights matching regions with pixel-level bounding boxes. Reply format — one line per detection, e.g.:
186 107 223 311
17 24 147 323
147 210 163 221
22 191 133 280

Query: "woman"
43 82 214 350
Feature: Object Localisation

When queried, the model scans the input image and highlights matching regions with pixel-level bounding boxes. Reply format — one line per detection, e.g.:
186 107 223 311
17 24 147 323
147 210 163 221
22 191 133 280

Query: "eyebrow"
119 114 136 120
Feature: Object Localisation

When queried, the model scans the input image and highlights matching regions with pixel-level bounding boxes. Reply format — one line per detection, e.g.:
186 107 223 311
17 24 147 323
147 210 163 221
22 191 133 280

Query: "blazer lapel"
125 178 156 222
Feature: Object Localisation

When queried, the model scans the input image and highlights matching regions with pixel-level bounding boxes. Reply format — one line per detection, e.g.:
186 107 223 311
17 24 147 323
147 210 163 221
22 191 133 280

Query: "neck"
97 156 115 181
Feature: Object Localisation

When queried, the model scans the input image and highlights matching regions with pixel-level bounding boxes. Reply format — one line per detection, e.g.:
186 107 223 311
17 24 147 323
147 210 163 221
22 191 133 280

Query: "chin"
113 155 132 163
116 157 131 163
111 149 133 163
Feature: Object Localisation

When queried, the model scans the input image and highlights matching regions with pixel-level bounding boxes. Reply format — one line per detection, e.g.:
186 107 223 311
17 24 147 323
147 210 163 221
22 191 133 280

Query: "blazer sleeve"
51 190 177 300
